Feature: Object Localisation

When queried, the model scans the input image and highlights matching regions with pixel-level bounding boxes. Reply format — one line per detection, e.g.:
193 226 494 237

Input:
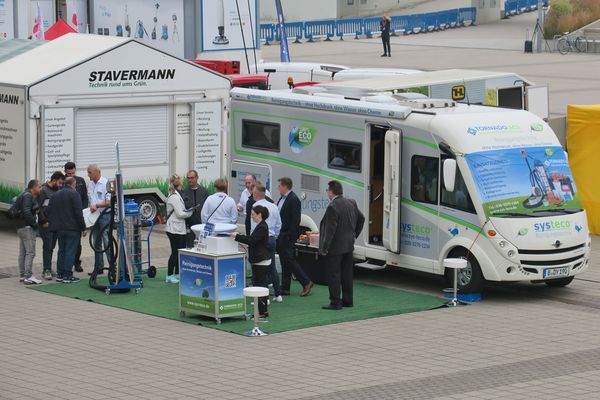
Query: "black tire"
444 248 485 294
557 38 569 55
575 37 586 53
137 195 160 222
544 276 574 287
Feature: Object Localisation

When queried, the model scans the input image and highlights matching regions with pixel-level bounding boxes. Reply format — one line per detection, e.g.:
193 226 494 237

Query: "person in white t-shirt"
87 164 112 276
237 174 271 215
201 178 238 225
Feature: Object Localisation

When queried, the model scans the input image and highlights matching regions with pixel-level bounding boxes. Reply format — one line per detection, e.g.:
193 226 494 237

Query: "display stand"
294 243 328 285
178 248 247 324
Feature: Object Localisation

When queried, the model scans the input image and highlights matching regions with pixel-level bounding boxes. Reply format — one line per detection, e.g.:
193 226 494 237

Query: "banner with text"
0 0 14 40
44 108 74 180
193 101 222 181
201 0 258 51
0 86 26 202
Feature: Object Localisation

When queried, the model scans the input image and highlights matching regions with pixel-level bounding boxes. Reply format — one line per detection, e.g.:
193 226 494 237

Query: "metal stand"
532 18 552 53
245 296 268 336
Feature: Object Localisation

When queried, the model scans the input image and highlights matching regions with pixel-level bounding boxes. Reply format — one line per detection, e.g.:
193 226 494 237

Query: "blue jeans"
39 226 57 272
267 236 281 296
57 231 80 279
91 213 111 269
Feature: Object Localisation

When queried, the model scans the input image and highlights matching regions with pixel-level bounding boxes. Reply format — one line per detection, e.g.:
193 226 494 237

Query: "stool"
444 258 469 307
243 286 270 336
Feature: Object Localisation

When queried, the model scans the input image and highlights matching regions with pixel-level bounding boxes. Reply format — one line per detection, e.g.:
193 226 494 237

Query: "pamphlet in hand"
83 208 100 228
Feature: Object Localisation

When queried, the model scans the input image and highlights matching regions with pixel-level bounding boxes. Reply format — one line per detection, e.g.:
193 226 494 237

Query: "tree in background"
544 0 600 38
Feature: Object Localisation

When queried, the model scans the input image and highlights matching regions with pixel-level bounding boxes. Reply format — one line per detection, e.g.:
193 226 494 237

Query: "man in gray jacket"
15 180 43 284
319 180 365 310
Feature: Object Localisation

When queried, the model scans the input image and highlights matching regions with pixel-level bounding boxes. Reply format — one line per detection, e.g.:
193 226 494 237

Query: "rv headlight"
499 240 507 248
507 250 516 258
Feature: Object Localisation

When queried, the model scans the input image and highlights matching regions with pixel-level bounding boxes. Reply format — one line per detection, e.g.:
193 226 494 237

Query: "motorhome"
228 87 590 292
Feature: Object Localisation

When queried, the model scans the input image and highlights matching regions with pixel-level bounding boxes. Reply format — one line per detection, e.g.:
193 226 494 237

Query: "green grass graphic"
0 183 22 204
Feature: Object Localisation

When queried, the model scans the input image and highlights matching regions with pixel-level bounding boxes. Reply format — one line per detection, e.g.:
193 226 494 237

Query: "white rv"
228 87 590 292
0 34 231 220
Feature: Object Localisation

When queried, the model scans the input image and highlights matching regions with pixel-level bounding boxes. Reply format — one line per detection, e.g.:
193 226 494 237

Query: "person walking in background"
64 162 88 273
201 178 237 225
251 183 282 302
230 205 272 319
380 14 391 57
38 171 65 280
165 174 192 284
319 180 365 310
15 180 43 284
276 177 313 297
182 169 208 248
87 164 112 276
48 177 86 283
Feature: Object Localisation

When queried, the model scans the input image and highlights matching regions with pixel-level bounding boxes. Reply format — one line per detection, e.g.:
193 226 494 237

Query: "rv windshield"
465 146 583 218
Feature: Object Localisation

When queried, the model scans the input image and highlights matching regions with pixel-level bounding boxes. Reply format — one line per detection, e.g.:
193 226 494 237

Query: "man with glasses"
182 170 208 247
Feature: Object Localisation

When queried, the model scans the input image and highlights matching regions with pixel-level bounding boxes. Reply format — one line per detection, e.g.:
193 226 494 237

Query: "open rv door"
383 129 401 253
525 84 549 120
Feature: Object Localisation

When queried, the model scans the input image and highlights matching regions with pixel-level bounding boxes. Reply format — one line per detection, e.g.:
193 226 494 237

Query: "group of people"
15 163 111 284
165 172 364 318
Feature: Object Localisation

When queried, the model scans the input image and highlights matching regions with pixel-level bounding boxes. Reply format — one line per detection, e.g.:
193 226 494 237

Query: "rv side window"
410 155 438 204
241 120 280 152
441 162 476 213
328 140 361 172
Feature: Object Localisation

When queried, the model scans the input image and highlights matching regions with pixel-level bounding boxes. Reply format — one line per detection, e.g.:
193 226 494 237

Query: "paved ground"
3 12 600 400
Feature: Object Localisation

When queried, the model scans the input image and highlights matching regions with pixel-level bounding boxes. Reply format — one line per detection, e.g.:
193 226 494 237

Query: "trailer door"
230 160 272 204
383 129 401 253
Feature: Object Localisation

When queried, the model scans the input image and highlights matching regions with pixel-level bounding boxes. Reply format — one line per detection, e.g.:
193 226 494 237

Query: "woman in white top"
165 174 192 284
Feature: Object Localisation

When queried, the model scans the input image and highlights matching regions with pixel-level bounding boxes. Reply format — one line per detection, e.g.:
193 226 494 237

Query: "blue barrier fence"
260 7 487 43
505 0 548 17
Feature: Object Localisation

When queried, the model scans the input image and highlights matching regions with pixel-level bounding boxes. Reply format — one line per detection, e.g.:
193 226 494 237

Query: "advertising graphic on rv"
465 146 581 218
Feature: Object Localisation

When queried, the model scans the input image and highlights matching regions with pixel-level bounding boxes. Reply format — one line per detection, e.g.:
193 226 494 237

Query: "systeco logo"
289 126 317 153
467 124 521 136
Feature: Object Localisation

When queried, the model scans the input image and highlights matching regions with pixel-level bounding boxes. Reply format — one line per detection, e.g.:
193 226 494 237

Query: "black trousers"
326 251 354 307
382 35 391 55
251 264 269 315
166 232 186 276
74 239 82 267
277 238 310 291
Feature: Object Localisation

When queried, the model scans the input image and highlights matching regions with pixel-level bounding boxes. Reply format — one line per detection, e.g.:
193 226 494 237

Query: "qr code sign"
225 274 237 288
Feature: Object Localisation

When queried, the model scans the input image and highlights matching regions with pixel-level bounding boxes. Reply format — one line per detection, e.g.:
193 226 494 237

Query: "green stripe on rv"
231 110 364 188
232 110 364 131
401 197 486 236
403 135 438 150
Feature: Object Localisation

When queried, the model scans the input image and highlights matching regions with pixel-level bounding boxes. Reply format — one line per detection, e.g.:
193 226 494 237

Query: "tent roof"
0 33 128 86
44 19 77 41
0 39 46 64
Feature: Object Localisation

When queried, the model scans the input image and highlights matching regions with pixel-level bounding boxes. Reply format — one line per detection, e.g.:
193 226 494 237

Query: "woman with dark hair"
229 205 271 318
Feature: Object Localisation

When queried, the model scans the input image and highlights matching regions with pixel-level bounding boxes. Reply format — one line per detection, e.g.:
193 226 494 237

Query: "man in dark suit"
276 177 313 297
64 162 88 273
319 180 365 310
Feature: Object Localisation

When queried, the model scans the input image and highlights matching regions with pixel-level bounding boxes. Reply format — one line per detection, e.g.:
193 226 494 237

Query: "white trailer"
0 34 231 220
228 87 590 292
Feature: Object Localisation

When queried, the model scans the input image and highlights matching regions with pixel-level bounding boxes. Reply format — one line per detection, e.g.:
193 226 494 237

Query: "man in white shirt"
237 174 271 215
201 178 238 225
87 164 112 275
251 183 282 302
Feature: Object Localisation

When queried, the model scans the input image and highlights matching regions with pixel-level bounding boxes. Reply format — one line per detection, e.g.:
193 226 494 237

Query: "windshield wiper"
532 208 583 214
490 212 534 218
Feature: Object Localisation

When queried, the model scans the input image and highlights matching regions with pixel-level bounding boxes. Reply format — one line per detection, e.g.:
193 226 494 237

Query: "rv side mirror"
443 159 457 192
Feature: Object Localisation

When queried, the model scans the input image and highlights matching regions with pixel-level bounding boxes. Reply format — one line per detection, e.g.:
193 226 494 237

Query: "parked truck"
227 87 590 292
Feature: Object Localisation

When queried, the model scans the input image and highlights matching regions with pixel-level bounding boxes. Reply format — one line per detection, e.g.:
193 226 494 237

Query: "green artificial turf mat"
30 268 446 335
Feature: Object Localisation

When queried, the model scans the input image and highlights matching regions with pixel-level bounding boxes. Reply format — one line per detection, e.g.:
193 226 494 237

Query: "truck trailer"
228 87 590 292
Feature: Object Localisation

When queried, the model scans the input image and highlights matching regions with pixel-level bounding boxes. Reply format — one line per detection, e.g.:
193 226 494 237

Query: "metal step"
355 260 386 270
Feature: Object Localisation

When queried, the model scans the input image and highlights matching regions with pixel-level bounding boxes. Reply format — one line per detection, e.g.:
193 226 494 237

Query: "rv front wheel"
544 276 574 287
445 249 485 294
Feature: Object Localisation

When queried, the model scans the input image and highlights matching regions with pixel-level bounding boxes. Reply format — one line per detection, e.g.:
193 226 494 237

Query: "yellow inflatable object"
567 104 600 234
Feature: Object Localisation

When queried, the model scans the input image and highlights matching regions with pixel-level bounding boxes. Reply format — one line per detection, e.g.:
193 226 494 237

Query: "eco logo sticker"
289 126 317 154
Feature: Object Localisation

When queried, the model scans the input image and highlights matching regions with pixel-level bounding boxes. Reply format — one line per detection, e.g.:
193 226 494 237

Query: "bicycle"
555 32 587 54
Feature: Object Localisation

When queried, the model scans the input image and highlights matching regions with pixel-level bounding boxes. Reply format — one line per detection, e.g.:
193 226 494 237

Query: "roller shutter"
75 106 169 168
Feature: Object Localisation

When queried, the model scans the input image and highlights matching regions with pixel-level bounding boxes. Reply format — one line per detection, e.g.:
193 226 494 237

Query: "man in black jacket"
276 177 313 297
38 171 65 280
380 14 391 57
319 180 365 310
64 162 88 272
182 169 208 247
48 177 86 283
16 180 42 284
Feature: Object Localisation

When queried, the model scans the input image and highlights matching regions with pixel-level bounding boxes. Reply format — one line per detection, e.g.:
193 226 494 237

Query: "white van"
228 87 590 292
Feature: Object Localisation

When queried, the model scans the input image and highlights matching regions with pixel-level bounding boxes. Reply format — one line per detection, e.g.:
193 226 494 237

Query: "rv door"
525 85 549 120
383 129 401 253
230 160 272 204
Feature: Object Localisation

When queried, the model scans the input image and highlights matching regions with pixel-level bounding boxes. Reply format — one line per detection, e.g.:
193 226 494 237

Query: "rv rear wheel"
137 195 159 222
444 249 485 294
544 276 574 287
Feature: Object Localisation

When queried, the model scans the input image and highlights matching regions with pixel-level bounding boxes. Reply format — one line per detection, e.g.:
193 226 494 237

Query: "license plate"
543 267 570 279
